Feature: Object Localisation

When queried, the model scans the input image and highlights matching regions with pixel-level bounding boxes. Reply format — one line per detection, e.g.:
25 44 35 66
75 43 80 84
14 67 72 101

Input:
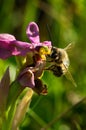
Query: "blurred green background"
0 0 86 130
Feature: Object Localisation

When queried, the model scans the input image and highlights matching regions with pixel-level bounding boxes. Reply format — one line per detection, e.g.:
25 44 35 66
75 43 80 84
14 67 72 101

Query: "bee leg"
45 65 55 70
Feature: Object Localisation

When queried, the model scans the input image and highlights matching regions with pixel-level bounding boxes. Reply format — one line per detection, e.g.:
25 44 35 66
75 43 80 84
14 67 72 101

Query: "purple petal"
0 34 16 59
42 41 52 48
26 22 40 43
0 46 13 59
0 34 33 59
11 40 32 56
0 34 16 41
18 68 35 88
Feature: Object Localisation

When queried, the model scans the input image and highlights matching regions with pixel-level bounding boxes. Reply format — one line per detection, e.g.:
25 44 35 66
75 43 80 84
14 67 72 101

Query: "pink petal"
0 47 13 59
26 22 40 43
11 40 32 56
42 41 52 48
0 34 16 59
0 34 16 41
0 34 32 59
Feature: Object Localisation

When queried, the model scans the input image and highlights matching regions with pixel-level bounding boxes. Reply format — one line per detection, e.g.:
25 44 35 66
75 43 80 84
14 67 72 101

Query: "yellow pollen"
39 46 51 60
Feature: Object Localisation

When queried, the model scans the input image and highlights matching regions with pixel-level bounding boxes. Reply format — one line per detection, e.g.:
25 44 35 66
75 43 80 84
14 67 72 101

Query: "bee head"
49 47 63 64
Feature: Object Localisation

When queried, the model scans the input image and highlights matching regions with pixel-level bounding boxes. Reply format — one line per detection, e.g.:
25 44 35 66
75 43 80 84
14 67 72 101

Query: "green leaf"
11 89 33 130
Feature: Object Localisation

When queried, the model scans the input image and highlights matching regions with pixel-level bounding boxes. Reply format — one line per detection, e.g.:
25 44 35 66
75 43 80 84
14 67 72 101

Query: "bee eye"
50 47 59 58
51 53 58 59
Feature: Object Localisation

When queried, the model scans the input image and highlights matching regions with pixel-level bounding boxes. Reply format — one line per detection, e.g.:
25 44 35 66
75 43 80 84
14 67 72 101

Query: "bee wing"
65 68 77 87
64 43 75 52
63 63 77 87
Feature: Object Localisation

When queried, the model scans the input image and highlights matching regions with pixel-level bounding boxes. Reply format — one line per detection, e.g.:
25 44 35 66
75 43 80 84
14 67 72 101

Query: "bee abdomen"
53 66 63 77
48 65 63 77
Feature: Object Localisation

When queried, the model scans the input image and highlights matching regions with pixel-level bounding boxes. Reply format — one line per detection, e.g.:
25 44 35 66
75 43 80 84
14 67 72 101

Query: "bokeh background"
0 0 86 130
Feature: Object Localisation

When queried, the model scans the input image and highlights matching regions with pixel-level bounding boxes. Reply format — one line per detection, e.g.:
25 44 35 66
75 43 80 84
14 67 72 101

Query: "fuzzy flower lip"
0 22 52 59
18 67 35 88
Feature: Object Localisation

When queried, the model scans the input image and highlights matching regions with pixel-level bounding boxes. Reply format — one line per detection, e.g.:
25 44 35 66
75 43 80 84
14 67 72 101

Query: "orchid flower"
0 22 52 95
0 22 52 130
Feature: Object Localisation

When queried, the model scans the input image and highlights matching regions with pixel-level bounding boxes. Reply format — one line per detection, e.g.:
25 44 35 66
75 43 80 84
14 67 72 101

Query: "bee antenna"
46 24 54 44
64 42 75 52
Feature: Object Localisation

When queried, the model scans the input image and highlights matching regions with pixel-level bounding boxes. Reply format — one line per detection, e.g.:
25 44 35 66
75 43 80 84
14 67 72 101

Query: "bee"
46 43 77 87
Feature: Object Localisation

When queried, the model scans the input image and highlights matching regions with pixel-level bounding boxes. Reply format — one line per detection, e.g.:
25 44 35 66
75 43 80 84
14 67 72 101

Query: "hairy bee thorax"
46 46 70 77
48 47 69 66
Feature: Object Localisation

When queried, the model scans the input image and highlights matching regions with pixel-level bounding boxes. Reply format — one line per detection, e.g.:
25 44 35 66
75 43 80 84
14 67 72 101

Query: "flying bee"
46 43 77 87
